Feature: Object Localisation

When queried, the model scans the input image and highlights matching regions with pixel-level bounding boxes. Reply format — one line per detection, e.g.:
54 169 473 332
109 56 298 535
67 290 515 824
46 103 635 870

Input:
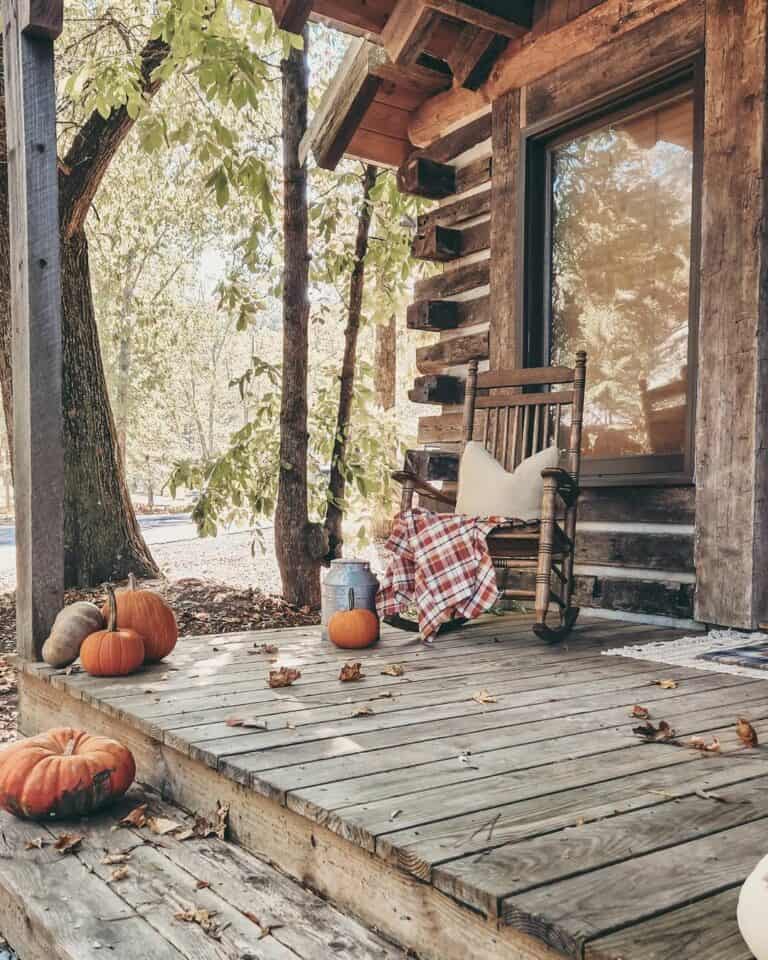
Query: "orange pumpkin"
103 574 177 663
328 588 379 650
0 727 135 819
81 585 145 677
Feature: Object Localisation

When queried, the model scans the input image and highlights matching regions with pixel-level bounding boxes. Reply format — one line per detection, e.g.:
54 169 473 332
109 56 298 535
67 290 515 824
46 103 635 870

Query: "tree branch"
59 36 170 237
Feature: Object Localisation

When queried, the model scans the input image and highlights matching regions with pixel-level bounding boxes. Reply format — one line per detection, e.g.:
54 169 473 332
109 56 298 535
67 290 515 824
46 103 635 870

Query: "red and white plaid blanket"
376 508 501 640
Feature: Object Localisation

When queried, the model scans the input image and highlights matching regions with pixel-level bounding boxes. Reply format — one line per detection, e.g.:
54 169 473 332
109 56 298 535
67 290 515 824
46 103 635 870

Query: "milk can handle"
348 587 355 611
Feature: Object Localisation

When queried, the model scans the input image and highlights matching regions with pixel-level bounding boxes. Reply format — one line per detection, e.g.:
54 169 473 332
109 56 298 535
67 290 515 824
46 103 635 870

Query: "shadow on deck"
16 614 766 960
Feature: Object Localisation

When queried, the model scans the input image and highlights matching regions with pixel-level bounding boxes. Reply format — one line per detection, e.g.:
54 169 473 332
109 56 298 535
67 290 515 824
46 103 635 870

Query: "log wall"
403 0 710 622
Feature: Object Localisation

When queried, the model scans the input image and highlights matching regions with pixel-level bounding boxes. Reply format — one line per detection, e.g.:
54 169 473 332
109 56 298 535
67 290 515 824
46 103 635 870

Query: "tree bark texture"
274 31 325 608
375 313 396 412
323 163 378 562
0 35 165 585
61 231 157 584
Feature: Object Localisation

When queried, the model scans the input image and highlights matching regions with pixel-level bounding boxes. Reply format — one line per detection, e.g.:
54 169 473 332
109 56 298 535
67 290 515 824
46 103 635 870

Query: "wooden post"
2 0 64 659
694 0 768 629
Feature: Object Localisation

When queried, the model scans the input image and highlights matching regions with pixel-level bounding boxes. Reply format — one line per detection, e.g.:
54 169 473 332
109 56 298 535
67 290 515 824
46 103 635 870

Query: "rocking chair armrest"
540 467 579 507
391 471 458 507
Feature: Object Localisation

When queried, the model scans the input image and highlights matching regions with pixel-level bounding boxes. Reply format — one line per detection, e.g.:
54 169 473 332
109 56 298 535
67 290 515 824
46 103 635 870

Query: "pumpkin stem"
348 587 355 611
105 584 118 632
128 572 138 592
63 738 76 756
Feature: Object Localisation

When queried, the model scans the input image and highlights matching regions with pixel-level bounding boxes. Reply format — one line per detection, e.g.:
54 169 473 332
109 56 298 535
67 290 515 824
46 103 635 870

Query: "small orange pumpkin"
81 585 145 677
103 574 178 663
328 588 379 650
0 727 135 819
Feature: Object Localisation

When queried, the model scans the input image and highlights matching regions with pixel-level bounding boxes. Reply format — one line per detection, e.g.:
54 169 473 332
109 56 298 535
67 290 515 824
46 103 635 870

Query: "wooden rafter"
269 0 313 32
301 36 450 171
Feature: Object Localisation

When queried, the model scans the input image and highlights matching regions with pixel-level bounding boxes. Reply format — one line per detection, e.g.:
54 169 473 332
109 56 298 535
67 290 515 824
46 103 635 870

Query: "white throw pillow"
454 441 560 520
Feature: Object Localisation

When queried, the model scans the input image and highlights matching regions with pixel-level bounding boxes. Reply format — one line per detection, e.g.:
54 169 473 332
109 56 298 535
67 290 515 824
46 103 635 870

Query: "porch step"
0 786 401 960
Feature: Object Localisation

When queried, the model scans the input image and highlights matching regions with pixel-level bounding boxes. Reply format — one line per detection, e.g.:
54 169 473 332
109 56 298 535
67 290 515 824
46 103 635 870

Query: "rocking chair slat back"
463 352 587 476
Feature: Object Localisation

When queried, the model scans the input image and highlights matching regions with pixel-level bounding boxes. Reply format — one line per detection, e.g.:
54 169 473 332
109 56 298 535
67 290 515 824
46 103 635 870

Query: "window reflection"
549 93 694 461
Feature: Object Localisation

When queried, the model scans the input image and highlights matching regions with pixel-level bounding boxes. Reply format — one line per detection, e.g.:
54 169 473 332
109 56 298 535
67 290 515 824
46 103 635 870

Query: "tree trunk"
375 313 396 412
323 164 378 562
274 31 325 609
115 331 131 468
61 231 158 585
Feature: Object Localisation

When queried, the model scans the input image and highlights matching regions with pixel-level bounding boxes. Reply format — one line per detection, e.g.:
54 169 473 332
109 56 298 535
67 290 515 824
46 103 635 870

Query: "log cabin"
3 4 768 960
287 0 768 634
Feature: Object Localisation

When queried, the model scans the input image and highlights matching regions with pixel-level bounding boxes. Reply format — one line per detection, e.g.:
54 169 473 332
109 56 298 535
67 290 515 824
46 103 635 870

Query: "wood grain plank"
436 774 768 918
584 886 753 960
502 819 768 957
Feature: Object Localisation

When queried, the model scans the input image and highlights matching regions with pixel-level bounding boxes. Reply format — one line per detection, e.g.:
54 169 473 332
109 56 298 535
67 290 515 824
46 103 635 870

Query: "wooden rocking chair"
391 352 587 643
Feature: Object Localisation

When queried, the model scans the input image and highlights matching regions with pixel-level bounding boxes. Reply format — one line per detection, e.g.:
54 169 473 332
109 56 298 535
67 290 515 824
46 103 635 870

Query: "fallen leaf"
472 689 497 705
629 704 650 719
633 720 679 743
653 679 678 689
339 662 365 682
174 906 220 938
101 852 131 865
196 880 211 890
109 866 130 883
146 816 182 836
54 833 84 854
689 735 721 754
255 643 278 655
225 717 269 730
381 663 405 677
258 923 284 939
187 801 229 841
120 803 148 828
373 691 395 700
268 667 301 688
25 837 47 850
737 718 759 748
352 705 375 717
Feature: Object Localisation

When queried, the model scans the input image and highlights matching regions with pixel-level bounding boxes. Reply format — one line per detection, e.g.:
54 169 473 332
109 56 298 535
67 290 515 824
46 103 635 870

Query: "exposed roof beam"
423 0 531 39
409 0 691 146
269 0 313 33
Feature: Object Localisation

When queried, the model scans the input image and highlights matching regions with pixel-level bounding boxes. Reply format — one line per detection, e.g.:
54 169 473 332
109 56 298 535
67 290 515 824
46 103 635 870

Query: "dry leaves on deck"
351 705 375 718
53 833 84 854
652 679 679 689
174 906 221 939
689 735 721 754
339 662 365 682
737 718 759 748
633 720 679 743
178 801 230 842
147 816 183 836
225 717 269 730
268 667 301 688
119 803 148 828
629 705 650 719
108 866 130 883
381 664 405 677
255 643 279 655
101 851 131 866
24 837 48 850
472 689 497 705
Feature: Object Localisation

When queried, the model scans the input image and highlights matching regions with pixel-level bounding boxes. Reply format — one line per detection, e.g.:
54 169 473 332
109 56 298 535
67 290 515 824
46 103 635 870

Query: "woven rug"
603 629 768 678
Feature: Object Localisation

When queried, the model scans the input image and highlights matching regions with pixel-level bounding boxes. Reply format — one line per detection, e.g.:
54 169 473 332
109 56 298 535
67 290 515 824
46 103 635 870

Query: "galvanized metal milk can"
321 559 380 640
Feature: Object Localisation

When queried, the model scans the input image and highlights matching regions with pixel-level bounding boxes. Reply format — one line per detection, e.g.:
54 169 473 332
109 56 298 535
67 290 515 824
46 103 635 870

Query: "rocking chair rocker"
391 352 587 643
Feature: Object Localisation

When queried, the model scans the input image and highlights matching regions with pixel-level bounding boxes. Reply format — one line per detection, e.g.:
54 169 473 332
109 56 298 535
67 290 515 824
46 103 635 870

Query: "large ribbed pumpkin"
0 728 135 819
103 574 177 663
81 585 145 677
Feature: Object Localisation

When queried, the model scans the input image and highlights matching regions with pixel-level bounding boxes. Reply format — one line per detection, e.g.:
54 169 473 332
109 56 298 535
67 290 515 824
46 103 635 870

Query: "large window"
526 76 700 480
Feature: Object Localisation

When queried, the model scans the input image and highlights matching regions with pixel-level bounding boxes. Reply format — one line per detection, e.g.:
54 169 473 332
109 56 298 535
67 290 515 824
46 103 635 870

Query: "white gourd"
738 854 768 959
42 602 105 668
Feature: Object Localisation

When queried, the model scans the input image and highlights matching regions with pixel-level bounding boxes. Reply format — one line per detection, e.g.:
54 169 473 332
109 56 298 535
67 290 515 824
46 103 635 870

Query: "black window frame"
520 59 704 487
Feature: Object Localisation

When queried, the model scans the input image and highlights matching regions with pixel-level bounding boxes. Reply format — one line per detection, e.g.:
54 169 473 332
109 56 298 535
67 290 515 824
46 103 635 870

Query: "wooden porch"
15 614 768 960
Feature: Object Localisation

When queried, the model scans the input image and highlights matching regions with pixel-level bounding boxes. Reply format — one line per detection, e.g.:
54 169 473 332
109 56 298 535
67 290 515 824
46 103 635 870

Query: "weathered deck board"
16 614 766 960
0 788 401 960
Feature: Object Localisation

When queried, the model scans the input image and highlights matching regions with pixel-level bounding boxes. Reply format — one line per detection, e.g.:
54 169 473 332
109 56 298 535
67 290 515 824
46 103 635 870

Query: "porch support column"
2 0 65 658
695 0 768 628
